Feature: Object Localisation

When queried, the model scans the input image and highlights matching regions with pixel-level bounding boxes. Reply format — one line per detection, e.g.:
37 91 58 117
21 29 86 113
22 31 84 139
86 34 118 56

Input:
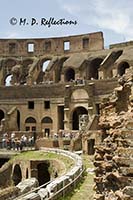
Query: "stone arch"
71 89 89 101
37 58 52 83
21 58 34 84
4 74 13 86
55 57 69 83
88 58 103 80
41 117 53 137
65 67 75 82
12 164 22 186
3 58 17 85
25 117 37 132
0 109 4 125
25 117 36 123
42 60 51 72
117 61 130 76
4 58 17 68
41 117 53 123
71 106 88 130
37 162 50 186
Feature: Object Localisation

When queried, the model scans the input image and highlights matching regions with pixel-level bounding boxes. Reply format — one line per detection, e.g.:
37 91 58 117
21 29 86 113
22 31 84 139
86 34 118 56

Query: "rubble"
94 68 133 200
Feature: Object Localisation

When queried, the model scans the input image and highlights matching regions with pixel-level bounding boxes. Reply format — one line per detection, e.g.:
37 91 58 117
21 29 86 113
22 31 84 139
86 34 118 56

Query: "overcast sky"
0 0 132 47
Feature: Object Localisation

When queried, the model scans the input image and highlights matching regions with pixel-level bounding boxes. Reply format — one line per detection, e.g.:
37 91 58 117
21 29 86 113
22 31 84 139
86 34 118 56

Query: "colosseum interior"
0 31 132 200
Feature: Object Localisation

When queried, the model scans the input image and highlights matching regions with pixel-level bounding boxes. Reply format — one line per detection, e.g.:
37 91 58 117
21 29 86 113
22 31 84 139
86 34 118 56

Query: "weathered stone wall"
0 162 12 187
0 79 118 133
36 138 59 149
94 69 133 200
0 31 132 140
110 41 133 49
0 32 103 57
0 186 20 200
0 79 117 100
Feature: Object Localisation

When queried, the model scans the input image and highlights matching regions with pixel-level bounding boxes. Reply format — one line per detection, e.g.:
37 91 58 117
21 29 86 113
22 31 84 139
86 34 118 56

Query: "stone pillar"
64 108 70 130
98 70 104 79
26 74 33 85
61 74 64 82
112 68 117 77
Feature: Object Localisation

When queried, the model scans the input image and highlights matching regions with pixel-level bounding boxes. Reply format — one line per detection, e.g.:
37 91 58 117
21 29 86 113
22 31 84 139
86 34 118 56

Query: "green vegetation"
10 150 75 171
59 155 95 200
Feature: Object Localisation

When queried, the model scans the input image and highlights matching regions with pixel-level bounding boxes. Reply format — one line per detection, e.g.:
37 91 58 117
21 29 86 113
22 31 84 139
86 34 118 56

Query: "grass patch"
58 155 95 200
10 150 75 171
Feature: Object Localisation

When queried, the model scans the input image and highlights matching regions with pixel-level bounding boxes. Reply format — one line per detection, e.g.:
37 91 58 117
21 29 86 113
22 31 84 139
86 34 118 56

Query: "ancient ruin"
94 68 133 200
0 31 132 199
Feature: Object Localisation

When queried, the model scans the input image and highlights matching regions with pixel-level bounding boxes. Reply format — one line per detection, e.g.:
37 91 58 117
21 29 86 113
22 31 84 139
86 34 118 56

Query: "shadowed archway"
65 68 75 82
0 109 4 125
118 62 130 76
37 162 50 186
12 164 22 186
72 107 88 130
88 58 103 80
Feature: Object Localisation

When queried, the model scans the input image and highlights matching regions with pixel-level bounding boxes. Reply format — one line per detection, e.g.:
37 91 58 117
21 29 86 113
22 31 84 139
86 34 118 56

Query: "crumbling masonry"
0 31 132 198
94 69 133 200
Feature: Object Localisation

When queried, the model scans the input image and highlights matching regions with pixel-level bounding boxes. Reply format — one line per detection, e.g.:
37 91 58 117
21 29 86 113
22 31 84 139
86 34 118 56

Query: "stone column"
64 108 70 130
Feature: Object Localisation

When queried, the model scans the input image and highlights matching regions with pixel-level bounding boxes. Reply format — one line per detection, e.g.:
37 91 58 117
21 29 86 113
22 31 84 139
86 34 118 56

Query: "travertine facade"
0 31 132 155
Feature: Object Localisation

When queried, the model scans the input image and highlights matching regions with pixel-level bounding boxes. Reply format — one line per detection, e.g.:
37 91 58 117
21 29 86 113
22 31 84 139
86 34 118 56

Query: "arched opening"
37 162 50 186
41 117 53 137
5 74 13 86
42 60 51 72
65 68 75 82
37 59 51 83
25 117 36 123
118 62 130 76
0 109 4 125
17 110 20 131
3 59 16 85
72 107 88 130
5 59 17 68
25 117 36 139
88 58 103 80
12 164 22 186
21 59 33 84
55 57 68 83
41 117 53 124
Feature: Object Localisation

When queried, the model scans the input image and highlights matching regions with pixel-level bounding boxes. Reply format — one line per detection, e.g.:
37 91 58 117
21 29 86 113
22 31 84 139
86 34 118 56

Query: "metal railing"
14 168 84 200
47 168 85 200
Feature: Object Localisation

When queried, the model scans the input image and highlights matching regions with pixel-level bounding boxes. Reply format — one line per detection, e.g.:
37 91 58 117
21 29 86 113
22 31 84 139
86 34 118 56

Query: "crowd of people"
50 129 79 139
0 129 79 151
1 132 34 151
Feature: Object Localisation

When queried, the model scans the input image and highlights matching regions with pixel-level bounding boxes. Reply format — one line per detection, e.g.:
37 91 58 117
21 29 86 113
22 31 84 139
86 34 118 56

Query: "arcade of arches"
1 56 131 87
